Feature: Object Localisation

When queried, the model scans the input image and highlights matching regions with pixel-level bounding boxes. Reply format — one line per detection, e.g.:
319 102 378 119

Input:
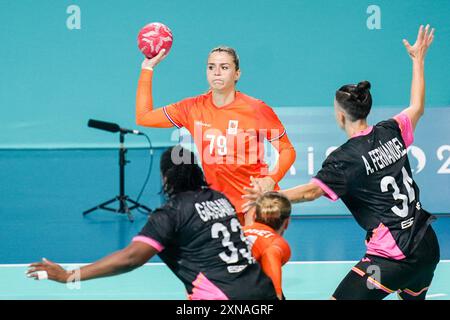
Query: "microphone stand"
83 132 152 222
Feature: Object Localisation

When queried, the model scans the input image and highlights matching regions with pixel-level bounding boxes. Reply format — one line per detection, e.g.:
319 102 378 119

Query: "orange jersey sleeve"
244 224 291 297
268 134 296 183
257 104 286 142
136 69 193 128
260 237 291 297
163 98 196 130
255 103 296 183
136 69 173 128
261 246 284 296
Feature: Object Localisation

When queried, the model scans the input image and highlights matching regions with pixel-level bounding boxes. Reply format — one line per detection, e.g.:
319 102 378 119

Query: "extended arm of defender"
242 180 324 212
27 242 157 283
280 182 324 203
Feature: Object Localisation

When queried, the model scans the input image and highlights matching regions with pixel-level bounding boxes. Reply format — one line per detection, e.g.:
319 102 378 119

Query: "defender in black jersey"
27 146 277 300
244 25 439 300
134 187 277 300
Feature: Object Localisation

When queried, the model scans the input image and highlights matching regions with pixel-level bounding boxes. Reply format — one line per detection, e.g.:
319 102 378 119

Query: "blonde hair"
255 192 291 231
208 46 240 70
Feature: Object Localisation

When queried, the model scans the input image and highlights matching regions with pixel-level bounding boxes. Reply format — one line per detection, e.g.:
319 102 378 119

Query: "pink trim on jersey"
188 273 229 300
132 236 165 252
351 267 366 277
351 126 373 138
367 277 395 294
310 178 339 201
402 286 429 297
366 223 406 260
393 113 414 148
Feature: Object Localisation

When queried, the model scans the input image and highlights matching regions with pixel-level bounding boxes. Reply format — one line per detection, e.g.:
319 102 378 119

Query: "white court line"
288 260 450 265
287 261 357 265
3 260 450 268
0 263 165 268
426 294 447 298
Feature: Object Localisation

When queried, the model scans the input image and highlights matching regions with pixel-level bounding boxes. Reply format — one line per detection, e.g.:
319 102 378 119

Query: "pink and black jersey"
133 188 277 300
313 114 436 260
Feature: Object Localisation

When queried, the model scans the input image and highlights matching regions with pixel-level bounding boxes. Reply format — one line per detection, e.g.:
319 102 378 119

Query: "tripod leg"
118 196 134 222
84 135 145 222
83 197 118 216
126 198 153 214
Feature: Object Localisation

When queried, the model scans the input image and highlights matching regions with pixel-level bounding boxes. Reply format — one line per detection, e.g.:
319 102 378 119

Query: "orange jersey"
136 70 296 220
243 222 291 297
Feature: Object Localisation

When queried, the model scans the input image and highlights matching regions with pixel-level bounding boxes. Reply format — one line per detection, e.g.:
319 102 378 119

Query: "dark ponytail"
160 145 208 197
335 80 372 121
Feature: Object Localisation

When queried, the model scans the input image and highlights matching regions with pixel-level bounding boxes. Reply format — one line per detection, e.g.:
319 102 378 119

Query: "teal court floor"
2 261 449 300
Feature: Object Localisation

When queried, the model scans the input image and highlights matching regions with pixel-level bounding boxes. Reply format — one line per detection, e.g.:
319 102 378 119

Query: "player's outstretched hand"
241 200 255 214
403 24 434 61
242 176 265 213
141 49 167 70
253 176 276 193
27 258 69 283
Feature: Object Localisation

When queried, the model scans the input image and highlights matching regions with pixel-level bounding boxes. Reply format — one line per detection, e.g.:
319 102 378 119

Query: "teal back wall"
1 0 449 148
0 2 448 262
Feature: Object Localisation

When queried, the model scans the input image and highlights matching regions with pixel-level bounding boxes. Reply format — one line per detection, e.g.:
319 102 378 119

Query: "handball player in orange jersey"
243 192 292 299
136 46 296 225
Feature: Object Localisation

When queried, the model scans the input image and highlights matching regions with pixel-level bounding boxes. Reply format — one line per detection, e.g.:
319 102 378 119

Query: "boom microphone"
87 119 143 135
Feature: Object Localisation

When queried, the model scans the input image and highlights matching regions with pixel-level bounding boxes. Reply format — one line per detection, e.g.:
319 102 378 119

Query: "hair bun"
357 81 371 91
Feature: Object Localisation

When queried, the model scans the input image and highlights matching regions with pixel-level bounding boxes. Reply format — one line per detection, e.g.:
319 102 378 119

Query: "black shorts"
333 226 440 300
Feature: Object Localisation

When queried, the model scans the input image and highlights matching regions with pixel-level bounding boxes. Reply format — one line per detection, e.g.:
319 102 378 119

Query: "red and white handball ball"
137 22 173 59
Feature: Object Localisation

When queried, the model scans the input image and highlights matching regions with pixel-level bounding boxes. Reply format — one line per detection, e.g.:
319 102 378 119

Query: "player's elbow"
289 147 297 163
304 187 323 201
418 108 425 117
136 115 152 127
125 256 142 270
129 255 148 270
413 105 425 116
135 115 144 127
123 248 147 270
303 192 317 202
282 146 296 167
409 104 425 118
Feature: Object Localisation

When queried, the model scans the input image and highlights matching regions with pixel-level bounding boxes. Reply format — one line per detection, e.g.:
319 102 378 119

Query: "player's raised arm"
136 49 174 128
400 24 434 131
